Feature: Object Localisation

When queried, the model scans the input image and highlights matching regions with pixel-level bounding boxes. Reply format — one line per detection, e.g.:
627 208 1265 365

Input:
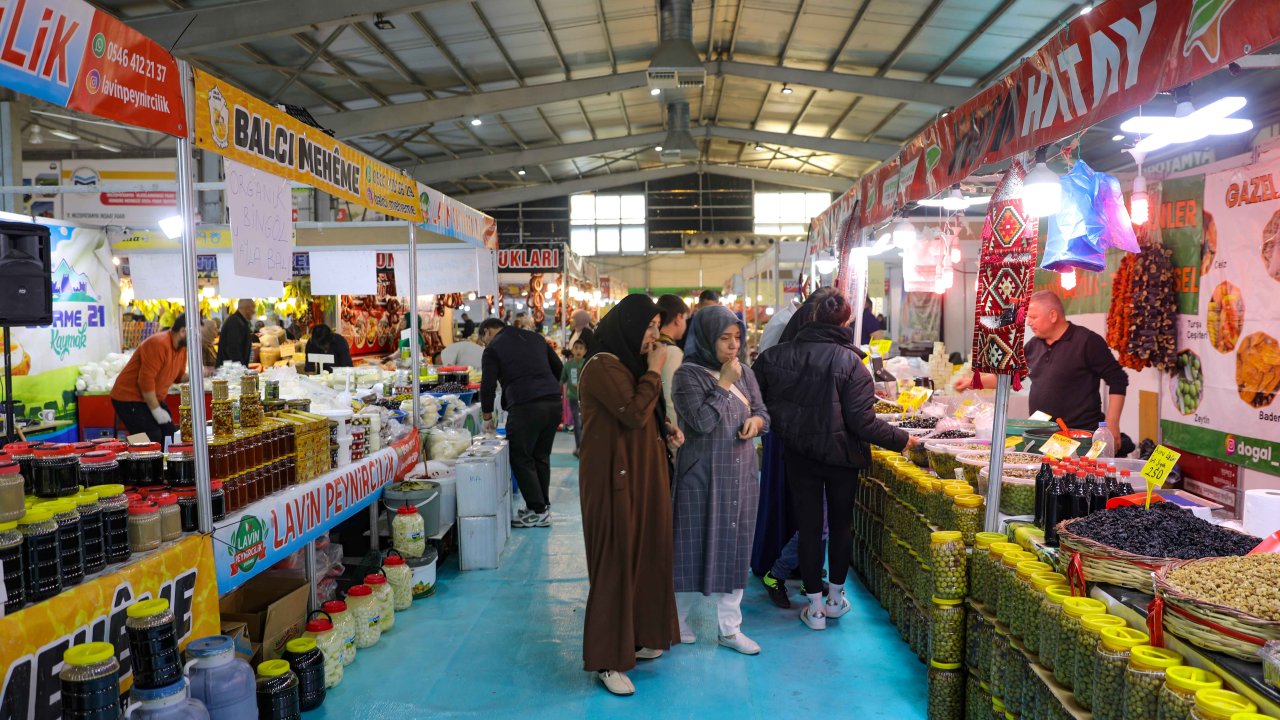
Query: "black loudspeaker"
0 221 53 327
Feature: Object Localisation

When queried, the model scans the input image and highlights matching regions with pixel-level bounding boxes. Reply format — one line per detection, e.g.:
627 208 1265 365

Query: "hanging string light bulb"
1060 269 1077 290
1022 145 1062 217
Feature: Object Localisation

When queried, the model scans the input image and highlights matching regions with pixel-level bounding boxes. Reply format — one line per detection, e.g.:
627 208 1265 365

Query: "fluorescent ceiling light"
96 142 121 153
470 117 482 126
650 88 661 96
49 128 80 140
1120 96 1252 154
814 252 838 275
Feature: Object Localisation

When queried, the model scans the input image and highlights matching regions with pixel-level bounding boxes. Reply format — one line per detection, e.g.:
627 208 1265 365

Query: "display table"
212 428 420 593
0 536 222 717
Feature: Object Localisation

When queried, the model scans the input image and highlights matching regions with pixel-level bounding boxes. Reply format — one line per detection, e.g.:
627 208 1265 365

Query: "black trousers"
506 397 562 513
785 450 858 596
112 399 176 444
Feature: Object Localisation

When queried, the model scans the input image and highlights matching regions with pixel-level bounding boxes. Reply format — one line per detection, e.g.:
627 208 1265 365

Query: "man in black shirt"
216 299 256 367
479 318 565 527
956 291 1127 432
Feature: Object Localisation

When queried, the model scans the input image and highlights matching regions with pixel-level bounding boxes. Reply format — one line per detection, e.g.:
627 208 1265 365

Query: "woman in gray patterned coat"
671 304 770 655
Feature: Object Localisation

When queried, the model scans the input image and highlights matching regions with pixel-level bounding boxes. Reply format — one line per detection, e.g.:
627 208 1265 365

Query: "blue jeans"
569 398 582 448
771 530 827 582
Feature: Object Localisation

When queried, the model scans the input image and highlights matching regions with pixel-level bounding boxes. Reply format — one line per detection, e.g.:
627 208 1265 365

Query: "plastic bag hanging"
1042 160 1140 273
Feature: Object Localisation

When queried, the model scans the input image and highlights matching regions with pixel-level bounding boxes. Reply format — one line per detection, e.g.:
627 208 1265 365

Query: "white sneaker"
679 631 696 644
597 670 635 696
717 633 761 655
635 648 663 661
824 595 852 619
800 606 827 631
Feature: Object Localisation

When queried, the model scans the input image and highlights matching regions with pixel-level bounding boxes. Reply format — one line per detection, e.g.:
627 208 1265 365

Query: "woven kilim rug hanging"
971 160 1040 391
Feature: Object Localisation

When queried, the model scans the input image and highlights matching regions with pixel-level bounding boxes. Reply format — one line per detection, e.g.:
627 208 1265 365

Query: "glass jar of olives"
928 660 965 720
1038 584 1072 673
1025 571 1066 657
1123 645 1183 720
1011 560 1051 644
930 531 967 601
971 533 1007 607
953 493 984 546
1157 666 1221 720
996 550 1035 628
931 596 965 665
1074 614 1127 711
1092 626 1150 720
1188 689 1256 720
1055 596 1107 690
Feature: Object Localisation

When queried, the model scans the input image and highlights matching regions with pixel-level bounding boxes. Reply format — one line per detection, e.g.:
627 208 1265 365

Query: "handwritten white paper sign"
226 158 292 281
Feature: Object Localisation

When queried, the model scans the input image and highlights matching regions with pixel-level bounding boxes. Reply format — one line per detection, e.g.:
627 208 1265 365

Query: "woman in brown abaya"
578 293 685 696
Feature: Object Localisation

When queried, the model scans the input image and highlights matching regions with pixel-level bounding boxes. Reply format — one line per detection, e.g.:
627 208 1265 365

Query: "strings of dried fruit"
1124 235 1179 372
1106 253 1138 366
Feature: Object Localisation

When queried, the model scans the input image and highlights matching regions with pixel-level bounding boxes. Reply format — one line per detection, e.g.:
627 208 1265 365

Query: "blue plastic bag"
1041 160 1139 273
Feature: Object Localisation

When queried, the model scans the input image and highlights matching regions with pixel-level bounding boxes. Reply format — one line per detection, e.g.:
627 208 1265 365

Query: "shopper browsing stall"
110 314 190 443
440 328 484 368
216 299 256 367
479 318 564 527
577 294 684 696
303 324 353 372
671 305 769 655
954 291 1128 434
754 293 916 630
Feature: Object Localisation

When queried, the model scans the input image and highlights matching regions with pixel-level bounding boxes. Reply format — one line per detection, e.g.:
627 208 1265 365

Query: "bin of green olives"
1092 626 1150 720
1024 571 1066 656
932 596 966 665
1156 666 1222 720
1073 613 1127 711
978 466 1040 517
929 660 966 720
996 550 1036 628
1123 645 1184 720
970 533 1007 607
931 531 968 601
1189 689 1257 720
1010 560 1052 643
1055 596 1108 690
1038 584 1073 673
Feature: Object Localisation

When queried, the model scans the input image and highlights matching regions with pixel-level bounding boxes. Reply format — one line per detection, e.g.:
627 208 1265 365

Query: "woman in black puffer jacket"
754 292 917 630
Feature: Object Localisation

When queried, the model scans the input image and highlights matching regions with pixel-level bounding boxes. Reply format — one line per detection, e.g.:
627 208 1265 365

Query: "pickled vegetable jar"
1025 571 1065 657
321 600 356 666
382 552 413 611
928 660 965 720
1010 560 1051 644
1124 646 1183 720
1189 689 1256 720
1093 626 1150 720
953 493 984 546
996 550 1035 628
345 585 381 649
1074 613 1126 711
1038 585 1072 673
989 628 1012 702
971 533 1007 607
392 505 426 558
0 459 24 522
931 596 965 665
303 613 344 688
364 572 395 632
1157 666 1221 720
1055 596 1106 690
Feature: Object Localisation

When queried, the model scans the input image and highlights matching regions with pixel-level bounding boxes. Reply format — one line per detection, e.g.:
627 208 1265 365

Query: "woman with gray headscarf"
671 305 769 655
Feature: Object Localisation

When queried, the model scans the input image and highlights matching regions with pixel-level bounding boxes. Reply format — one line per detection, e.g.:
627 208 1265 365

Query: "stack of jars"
1053 596 1107 690
1008 559 1051 645
969 533 1008 607
1091 626 1149 720
1073 614 1126 711
1156 666 1222 720
1122 645 1183 720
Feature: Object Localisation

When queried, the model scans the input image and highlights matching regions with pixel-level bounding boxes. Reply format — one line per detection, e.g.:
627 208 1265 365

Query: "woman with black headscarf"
578 293 685 696
671 305 769 655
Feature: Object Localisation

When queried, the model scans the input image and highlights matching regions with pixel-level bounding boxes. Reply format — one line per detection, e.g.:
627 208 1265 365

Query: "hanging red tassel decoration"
1067 552 1088 597
1147 595 1165 648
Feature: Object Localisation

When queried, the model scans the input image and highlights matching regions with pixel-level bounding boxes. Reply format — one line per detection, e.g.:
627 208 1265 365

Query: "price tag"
1005 436 1024 449
1040 433 1081 460
1029 411 1052 422
898 386 933 412
1086 440 1107 460
870 339 893 357
1141 445 1181 509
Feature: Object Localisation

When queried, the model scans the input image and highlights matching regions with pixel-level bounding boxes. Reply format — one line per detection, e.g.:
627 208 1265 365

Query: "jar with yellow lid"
1190 690 1257 720
1227 714 1276 720
997 637 1025 718
1093 626 1150 720
1037 585 1072 673
992 697 1007 720
1055 596 1107 689
1123 645 1184 720
931 596 965 665
928 659 965 720
996 549 1035 627
1023 570 1065 656
1157 665 1221 720
971 533 1007 606
1010 560 1051 643
1073 613 1127 710
967 675 989 720
59 642 122 720
255 658 300 719
953 493 984 545
126 597 181 691
989 627 1013 704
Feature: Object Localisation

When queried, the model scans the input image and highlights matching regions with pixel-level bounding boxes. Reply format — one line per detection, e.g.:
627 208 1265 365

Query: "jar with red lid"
165 444 196 487
70 442 96 456
0 459 24 522
126 443 164 485
34 445 80 498
320 600 355 666
364 573 395 632
211 480 226 521
345 586 381 648
150 493 182 542
5 441 38 494
78 451 122 488
127 502 161 553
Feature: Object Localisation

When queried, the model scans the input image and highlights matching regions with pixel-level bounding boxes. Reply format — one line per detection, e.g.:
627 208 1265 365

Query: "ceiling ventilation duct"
648 0 705 97
660 101 700 163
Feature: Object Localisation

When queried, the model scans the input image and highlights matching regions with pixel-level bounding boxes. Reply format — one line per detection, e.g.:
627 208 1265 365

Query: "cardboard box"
219 575 309 661
219 620 255 663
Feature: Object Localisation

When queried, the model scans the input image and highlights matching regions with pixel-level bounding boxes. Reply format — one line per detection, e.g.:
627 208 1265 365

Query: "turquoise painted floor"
313 435 927 719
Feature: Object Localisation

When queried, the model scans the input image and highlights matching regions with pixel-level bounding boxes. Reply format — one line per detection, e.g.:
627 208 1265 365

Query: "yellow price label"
898 386 933 412
1005 436 1024 449
1086 440 1107 460
870 339 893 357
1141 445 1181 489
1040 433 1081 460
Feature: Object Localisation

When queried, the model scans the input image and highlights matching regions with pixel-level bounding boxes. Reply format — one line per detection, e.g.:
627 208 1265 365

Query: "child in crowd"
562 339 588 457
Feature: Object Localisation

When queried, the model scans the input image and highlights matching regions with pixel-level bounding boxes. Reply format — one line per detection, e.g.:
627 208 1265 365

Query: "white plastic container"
456 449 502 517
459 516 501 570
434 474 457 529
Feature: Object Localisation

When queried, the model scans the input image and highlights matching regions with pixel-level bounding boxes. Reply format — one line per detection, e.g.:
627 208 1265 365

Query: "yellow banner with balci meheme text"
193 69 420 222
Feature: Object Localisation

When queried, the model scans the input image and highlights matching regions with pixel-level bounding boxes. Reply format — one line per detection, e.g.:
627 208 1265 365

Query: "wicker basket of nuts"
1153 554 1280 661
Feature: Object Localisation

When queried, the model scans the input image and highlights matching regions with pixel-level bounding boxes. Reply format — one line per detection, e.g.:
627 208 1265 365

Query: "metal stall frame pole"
850 229 869 348
176 61 214 534
752 259 761 340
983 374 1012 532
774 248 782 314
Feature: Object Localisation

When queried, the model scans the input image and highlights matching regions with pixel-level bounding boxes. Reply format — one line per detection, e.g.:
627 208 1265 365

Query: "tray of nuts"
1154 555 1280 661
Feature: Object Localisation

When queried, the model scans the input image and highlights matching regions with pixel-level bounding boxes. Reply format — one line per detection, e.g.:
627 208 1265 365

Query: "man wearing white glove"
111 313 191 443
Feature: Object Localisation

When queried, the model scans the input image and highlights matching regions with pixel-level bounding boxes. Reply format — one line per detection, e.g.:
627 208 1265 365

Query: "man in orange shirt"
110 314 190 443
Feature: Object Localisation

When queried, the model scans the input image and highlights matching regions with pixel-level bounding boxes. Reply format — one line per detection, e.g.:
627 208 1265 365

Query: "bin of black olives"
1122 645 1183 720
1156 665 1221 720
1091 625 1149 720
928 660 965 720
